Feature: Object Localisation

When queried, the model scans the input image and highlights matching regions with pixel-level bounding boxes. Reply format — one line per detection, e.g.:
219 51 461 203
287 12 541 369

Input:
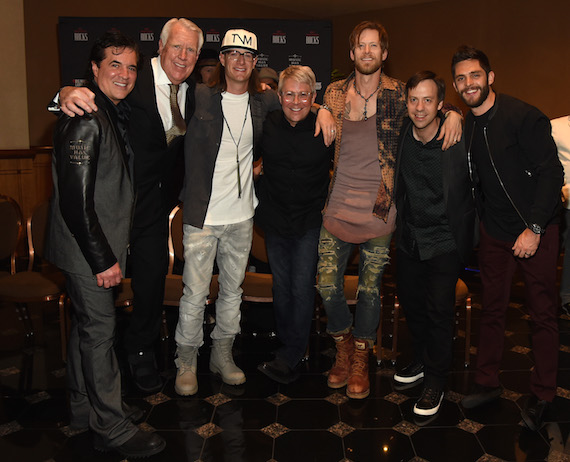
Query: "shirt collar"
151 56 188 88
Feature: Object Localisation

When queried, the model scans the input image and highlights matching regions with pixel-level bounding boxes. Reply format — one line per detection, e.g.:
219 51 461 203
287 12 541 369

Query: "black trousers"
65 271 137 446
124 211 169 355
396 248 462 389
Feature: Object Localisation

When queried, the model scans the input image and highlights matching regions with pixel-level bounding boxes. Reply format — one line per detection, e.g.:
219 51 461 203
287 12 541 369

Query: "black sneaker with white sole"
394 361 424 384
413 387 444 416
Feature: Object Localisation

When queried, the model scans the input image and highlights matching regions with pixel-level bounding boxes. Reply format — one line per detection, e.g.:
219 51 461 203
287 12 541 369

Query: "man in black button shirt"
256 65 333 384
393 71 475 417
452 46 563 431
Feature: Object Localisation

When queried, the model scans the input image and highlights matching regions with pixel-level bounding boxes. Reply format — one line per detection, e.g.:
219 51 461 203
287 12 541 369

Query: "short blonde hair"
278 65 316 94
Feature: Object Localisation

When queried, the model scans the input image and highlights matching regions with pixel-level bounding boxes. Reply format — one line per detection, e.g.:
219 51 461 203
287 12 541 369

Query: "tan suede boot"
327 332 354 388
346 339 370 399
210 338 246 385
174 345 199 396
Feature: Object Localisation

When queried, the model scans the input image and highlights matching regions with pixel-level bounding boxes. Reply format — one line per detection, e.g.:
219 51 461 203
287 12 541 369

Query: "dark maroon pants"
475 223 559 401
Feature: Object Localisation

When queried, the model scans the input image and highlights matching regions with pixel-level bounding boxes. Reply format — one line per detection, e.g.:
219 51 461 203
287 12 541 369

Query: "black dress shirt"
255 110 333 237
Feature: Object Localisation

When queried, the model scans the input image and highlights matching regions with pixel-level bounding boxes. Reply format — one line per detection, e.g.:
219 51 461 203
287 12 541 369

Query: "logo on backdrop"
140 28 155 42
306 31 320 45
73 28 88 41
272 31 286 44
256 53 269 68
206 29 221 43
288 54 302 66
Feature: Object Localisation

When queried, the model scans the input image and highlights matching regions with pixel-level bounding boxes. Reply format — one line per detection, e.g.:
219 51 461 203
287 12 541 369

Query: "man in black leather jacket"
46 32 165 458
56 18 203 393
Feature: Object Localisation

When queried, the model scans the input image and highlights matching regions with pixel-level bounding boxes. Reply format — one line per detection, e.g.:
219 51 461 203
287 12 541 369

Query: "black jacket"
395 117 475 263
46 84 134 276
465 93 563 238
127 58 196 227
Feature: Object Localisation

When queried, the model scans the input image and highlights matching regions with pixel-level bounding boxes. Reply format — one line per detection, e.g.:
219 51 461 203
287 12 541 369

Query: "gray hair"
159 18 204 52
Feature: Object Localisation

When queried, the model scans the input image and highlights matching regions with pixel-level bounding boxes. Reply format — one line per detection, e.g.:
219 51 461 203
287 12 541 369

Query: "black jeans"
265 228 320 369
396 248 462 389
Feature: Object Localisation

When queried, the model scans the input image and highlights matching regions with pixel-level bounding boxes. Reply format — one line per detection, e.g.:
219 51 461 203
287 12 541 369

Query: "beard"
461 81 490 108
354 57 382 75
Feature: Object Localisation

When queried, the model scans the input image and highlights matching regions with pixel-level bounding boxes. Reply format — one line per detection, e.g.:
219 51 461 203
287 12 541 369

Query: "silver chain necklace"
222 102 250 198
353 80 380 121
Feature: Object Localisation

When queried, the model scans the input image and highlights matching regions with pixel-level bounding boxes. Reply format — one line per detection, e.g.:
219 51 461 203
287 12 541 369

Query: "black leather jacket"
46 84 135 276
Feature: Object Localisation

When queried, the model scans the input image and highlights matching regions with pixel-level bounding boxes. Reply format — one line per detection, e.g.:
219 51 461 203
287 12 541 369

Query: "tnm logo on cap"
220 29 258 54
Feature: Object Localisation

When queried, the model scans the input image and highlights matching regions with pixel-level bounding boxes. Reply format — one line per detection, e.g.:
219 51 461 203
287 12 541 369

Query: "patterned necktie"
165 84 186 145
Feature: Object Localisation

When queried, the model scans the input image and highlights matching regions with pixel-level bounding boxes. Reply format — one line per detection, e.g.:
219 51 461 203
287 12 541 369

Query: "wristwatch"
529 223 545 235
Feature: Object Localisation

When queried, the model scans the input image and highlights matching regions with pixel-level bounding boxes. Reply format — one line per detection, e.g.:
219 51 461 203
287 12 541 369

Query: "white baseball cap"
220 29 258 55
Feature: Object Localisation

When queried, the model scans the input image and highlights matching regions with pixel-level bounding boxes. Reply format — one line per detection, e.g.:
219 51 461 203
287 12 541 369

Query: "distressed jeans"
317 226 391 344
175 218 253 348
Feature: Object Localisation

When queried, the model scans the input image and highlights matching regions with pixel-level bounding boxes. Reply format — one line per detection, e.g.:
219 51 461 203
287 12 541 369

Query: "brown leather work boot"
327 332 354 388
346 339 370 399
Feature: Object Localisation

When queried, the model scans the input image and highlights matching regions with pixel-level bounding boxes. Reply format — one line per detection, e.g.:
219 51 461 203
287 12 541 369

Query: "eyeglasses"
280 91 313 103
224 50 256 62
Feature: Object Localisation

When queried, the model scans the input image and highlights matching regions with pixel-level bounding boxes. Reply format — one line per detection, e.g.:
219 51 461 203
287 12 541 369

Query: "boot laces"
175 348 197 372
352 349 368 375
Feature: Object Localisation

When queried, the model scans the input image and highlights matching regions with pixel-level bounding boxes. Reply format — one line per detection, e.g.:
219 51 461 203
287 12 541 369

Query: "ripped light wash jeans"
175 218 253 348
317 226 391 344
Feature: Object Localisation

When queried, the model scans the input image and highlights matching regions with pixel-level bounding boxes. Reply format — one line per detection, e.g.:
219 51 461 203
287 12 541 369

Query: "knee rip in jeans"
317 283 338 303
317 251 339 302
357 247 390 296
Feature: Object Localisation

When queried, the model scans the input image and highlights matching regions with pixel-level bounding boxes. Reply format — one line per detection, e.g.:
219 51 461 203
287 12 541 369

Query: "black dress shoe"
461 383 503 409
128 351 163 394
258 358 299 384
521 394 549 431
96 430 166 458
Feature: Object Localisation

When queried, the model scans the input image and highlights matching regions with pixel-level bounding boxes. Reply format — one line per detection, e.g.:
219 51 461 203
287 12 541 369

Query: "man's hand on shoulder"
60 86 98 117
438 111 463 151
315 105 336 147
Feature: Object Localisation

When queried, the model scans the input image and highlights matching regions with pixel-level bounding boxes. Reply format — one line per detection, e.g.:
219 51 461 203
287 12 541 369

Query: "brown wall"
1 0 28 149
23 0 306 147
330 0 570 118
23 0 570 146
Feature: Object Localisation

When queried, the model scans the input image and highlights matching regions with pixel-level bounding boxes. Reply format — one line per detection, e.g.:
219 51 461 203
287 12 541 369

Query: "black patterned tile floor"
1 266 570 461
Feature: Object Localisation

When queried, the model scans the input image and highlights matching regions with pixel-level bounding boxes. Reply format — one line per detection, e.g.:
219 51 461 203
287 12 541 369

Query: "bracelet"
318 103 332 114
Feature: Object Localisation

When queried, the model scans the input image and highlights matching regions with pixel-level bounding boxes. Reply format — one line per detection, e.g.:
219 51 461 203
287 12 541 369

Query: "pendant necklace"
222 102 250 198
353 80 381 121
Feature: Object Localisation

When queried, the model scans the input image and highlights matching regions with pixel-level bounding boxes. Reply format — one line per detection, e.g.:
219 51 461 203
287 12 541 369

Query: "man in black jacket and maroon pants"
452 46 563 431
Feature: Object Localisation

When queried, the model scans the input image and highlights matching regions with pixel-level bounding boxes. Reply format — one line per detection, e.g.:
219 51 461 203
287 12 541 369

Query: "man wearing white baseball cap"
173 29 335 395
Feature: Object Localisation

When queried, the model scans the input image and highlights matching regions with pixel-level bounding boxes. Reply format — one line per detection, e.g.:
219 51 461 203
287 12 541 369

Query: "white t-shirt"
204 91 258 225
